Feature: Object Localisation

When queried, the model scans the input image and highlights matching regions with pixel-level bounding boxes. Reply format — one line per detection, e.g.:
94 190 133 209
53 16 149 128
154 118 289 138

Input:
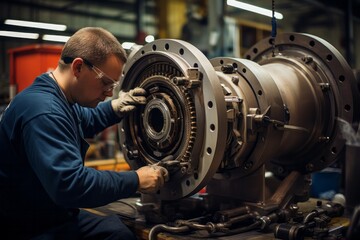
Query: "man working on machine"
0 27 167 239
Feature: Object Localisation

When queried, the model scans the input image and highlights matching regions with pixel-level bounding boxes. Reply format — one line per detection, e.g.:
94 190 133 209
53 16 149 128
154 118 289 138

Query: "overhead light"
5 19 67 31
0 30 39 39
122 42 135 50
145 35 155 43
42 34 70 42
227 0 283 20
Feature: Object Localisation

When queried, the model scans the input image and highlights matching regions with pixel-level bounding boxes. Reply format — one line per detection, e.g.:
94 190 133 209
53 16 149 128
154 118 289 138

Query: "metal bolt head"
306 163 314 172
231 76 239 85
302 56 313 64
221 64 235 74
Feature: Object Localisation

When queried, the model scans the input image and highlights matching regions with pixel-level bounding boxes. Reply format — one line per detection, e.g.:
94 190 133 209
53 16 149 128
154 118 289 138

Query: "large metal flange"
244 32 360 173
118 39 228 200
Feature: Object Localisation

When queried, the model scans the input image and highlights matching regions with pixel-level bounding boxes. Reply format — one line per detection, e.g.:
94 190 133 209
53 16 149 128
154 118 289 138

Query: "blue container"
311 167 342 200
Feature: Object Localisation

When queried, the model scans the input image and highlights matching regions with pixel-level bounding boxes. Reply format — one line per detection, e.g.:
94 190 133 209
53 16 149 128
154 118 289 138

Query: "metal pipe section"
244 32 359 174
118 33 359 201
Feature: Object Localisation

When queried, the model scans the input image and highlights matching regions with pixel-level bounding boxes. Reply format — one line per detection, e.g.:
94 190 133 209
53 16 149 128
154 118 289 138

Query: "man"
0 27 166 239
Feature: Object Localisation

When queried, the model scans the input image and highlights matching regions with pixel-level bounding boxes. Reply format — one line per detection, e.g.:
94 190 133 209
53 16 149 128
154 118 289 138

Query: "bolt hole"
309 40 315 47
193 63 198 67
245 55 251 60
345 104 351 112
179 48 184 55
152 45 157 51
326 54 333 61
289 35 295 41
165 43 169 50
269 38 274 45
207 147 212 154
141 50 145 55
242 68 246 73
208 101 213 108
232 63 238 69
210 124 215 131
258 90 263 95
331 147 337 154
220 59 224 64
149 108 164 132
194 173 199 180
186 180 190 186
339 75 345 82
253 48 258 54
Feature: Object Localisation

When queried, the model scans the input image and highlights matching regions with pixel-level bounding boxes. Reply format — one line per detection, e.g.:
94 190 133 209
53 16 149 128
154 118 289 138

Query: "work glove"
111 87 147 118
152 163 170 182
136 165 168 194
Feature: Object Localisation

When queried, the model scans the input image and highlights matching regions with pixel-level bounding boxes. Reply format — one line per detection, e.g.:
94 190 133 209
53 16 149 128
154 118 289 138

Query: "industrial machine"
118 32 359 239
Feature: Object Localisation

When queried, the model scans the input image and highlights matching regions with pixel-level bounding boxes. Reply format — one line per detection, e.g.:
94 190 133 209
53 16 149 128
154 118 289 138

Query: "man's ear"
72 58 83 78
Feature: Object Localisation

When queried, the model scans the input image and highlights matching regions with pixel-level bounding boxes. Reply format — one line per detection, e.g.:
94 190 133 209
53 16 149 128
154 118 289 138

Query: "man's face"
74 55 124 108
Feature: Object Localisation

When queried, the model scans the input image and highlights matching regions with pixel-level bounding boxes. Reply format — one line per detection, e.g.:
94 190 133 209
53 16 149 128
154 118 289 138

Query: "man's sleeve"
23 113 139 208
74 101 122 138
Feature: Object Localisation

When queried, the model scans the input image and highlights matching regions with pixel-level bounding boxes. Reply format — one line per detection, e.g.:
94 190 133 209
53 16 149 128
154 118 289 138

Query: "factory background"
1 0 360 102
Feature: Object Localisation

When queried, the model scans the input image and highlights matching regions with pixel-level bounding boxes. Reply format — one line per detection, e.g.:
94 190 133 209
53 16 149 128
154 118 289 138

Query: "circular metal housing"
244 32 359 173
118 39 227 200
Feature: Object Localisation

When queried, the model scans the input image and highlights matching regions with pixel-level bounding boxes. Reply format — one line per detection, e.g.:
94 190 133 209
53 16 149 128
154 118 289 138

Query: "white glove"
111 87 146 117
136 165 168 194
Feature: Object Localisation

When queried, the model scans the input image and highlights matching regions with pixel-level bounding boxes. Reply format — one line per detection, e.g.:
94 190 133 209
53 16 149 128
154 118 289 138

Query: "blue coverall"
0 73 139 239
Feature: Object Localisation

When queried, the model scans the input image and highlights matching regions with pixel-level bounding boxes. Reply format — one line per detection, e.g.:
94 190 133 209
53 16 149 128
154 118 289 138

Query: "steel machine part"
118 33 359 216
119 39 228 201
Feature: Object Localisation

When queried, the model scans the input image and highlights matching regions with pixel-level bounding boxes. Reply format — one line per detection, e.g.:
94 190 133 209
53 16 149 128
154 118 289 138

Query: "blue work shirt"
0 73 139 236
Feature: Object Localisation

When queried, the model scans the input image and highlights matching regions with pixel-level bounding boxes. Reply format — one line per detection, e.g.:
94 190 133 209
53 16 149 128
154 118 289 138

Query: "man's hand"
111 87 146 118
135 165 168 194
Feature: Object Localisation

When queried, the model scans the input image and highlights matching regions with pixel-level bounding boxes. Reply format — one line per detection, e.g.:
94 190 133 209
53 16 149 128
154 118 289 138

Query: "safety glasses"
62 57 119 92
